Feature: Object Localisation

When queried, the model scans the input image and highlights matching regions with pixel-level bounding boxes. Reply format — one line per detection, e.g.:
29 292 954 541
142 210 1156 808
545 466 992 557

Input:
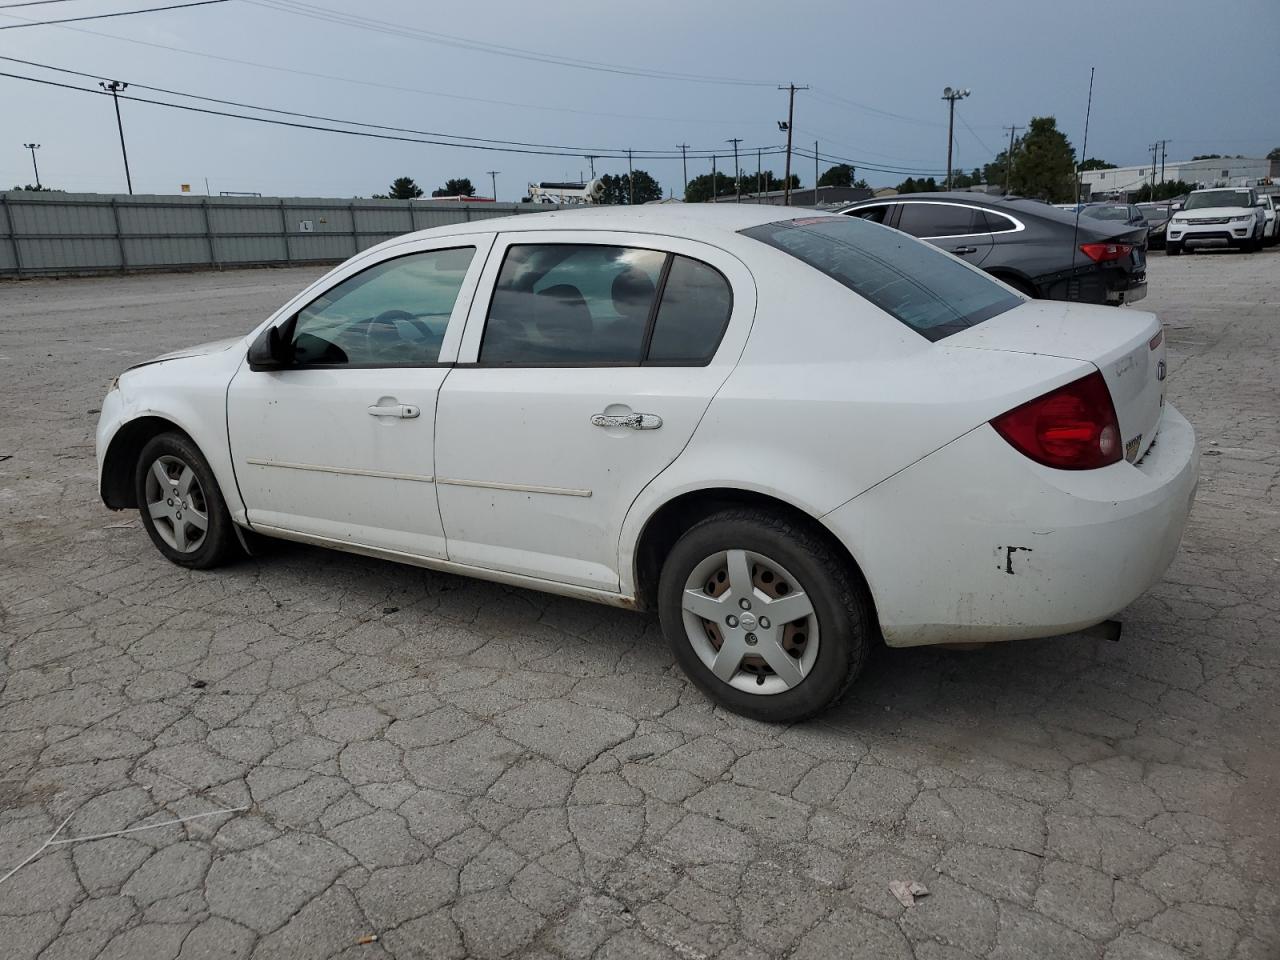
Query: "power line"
0 0 227 29
0 0 95 9
0 69 792 162
0 56 784 159
246 0 779 88
27 19 766 128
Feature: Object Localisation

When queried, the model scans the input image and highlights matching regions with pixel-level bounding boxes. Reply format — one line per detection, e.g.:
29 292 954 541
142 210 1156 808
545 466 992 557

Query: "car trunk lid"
946 299 1165 463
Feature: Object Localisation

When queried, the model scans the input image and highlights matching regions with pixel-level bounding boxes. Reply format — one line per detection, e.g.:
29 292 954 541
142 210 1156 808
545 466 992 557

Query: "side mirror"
247 317 295 371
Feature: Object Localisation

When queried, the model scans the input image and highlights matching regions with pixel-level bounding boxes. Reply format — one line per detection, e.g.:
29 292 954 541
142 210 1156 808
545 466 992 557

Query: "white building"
1081 155 1276 198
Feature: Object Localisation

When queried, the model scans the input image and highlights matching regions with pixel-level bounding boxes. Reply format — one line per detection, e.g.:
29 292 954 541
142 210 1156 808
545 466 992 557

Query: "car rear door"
226 236 492 558
894 201 995 265
433 229 755 592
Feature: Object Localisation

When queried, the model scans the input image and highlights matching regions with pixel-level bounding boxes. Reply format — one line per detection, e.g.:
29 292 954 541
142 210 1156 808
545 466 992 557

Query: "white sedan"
97 206 1198 721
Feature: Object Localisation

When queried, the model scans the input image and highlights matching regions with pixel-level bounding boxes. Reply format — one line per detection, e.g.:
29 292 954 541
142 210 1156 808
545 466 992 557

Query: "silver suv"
1166 188 1267 255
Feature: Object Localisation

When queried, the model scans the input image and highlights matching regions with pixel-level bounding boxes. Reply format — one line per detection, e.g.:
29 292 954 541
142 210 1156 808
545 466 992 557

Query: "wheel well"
100 416 190 509
632 487 877 622
987 269 1037 298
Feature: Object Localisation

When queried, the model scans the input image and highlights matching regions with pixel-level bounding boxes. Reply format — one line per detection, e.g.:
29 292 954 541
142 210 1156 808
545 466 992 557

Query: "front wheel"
135 432 239 569
658 508 873 722
1165 243 1182 256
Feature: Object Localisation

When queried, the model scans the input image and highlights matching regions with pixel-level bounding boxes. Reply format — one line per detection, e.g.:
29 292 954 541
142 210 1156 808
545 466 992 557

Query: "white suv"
1166 187 1267 255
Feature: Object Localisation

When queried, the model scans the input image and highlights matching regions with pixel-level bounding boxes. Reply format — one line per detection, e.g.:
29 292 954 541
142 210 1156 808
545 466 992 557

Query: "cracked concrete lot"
1 248 1278 960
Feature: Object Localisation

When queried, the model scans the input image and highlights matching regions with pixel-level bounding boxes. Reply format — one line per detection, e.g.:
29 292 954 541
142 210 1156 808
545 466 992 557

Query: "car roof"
387 204 825 245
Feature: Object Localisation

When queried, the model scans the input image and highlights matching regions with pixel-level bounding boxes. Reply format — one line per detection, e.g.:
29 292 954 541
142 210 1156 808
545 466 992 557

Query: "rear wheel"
135 432 239 569
996 274 1037 298
658 508 873 722
1165 242 1182 256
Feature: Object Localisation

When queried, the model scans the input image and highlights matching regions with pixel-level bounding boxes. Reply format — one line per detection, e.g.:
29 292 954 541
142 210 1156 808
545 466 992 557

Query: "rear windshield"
1084 205 1131 221
741 216 1021 342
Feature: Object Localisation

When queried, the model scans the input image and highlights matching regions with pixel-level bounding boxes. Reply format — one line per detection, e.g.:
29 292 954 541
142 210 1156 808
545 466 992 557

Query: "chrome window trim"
893 200 1026 240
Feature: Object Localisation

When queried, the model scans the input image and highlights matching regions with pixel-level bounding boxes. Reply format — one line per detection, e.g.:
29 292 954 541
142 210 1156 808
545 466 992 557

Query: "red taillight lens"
990 371 1122 470
1078 242 1133 262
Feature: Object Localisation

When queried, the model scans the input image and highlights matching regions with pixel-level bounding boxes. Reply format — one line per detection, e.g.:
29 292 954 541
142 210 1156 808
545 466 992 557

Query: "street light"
22 143 41 188
99 80 133 195
941 86 971 190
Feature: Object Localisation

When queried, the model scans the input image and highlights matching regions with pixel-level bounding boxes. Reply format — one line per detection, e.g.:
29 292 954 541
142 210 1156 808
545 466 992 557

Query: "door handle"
952 245 978 255
591 412 662 430
367 403 420 419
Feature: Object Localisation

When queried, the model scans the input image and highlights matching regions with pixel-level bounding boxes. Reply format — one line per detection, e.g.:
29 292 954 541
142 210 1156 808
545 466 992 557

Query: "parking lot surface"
1 250 1278 960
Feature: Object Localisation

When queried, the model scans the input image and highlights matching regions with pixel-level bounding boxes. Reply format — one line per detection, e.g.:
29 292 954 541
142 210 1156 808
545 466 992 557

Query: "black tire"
996 274 1037 299
134 432 239 569
1165 243 1181 256
658 508 874 723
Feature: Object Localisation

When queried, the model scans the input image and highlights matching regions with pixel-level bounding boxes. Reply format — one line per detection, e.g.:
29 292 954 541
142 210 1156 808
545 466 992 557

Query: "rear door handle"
367 403 420 419
951 245 978 255
591 412 662 430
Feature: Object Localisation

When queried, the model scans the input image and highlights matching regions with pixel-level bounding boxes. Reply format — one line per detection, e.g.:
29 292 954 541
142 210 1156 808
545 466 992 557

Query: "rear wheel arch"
101 415 195 508
986 268 1038 298
631 486 878 626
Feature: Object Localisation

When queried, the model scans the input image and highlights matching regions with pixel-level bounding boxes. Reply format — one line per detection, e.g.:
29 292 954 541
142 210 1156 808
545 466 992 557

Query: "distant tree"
1268 146 1280 162
374 176 424 199
949 168 984 189
1191 154 1223 161
817 164 855 188
896 176 940 194
9 183 58 191
1132 180 1195 203
685 171 735 202
1006 116 1076 202
1079 157 1117 171
432 178 476 198
599 169 661 204
730 169 799 198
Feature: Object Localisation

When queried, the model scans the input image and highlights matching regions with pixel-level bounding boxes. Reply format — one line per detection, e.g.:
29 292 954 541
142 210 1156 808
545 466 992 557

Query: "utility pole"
756 147 762 202
626 149 634 204
814 141 819 206
99 80 133 195
711 155 717 203
585 155 597 179
486 170 499 201
941 86 970 190
727 138 742 202
778 83 808 206
22 143 41 188
676 144 688 199
1156 139 1170 192
1150 142 1159 199
1002 125 1021 195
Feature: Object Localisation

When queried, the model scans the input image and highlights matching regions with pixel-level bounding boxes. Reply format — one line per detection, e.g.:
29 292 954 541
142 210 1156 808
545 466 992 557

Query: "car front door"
226 236 492 558
433 230 754 592
894 201 995 265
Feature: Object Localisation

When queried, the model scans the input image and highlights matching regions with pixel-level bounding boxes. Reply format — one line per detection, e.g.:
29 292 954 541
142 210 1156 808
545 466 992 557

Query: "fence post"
348 202 359 255
202 197 219 270
110 197 128 273
0 195 22 277
279 198 291 264
464 205 472 223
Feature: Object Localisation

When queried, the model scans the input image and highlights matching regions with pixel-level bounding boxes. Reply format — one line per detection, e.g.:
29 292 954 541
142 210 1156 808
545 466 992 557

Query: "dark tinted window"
896 202 985 238
291 247 474 366
981 210 1019 233
480 244 665 364
742 216 1021 342
647 256 732 363
1083 205 1132 222
845 204 891 224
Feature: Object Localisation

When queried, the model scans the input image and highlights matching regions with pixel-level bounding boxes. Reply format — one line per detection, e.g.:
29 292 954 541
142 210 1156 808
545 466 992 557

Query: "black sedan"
1136 202 1173 249
839 193 1147 306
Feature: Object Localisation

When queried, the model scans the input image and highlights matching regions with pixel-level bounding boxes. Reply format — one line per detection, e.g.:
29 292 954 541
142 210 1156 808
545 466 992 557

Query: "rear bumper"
823 403 1198 647
1036 262 1146 306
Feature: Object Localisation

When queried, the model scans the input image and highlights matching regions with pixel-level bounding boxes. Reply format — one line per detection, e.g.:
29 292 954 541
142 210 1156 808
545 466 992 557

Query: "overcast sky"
2 0 1277 199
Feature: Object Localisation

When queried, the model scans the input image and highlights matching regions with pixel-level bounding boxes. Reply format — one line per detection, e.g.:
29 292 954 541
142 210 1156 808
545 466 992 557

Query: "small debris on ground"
382 606 399 614
356 934 379 945
0 455 11 462
190 680 207 689
889 880 930 907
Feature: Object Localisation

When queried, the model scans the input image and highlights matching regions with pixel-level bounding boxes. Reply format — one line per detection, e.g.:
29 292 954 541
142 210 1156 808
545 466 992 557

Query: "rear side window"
479 245 732 365
896 202 985 238
978 209 1019 233
646 256 732 363
742 216 1021 342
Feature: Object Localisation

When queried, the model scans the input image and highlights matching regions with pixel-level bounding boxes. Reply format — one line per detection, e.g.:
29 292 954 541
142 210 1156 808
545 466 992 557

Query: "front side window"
479 244 732 365
742 216 1021 342
895 202 986 238
291 247 475 365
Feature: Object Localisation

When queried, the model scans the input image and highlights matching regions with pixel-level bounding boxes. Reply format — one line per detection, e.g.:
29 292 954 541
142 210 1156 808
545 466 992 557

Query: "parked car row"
838 193 1148 305
1166 187 1273 254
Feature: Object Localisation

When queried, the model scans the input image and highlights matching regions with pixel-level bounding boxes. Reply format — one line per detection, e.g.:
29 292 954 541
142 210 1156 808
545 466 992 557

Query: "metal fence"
0 192 560 277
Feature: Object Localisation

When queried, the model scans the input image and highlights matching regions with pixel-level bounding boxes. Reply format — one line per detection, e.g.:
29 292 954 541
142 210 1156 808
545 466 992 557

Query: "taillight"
990 371 1122 470
1078 242 1133 262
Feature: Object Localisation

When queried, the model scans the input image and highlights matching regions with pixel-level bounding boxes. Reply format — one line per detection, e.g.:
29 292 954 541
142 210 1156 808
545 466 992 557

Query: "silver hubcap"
681 549 819 695
144 455 208 554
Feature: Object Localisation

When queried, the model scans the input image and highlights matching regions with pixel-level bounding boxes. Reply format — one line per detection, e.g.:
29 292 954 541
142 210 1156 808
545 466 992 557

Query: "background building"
1081 156 1277 199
